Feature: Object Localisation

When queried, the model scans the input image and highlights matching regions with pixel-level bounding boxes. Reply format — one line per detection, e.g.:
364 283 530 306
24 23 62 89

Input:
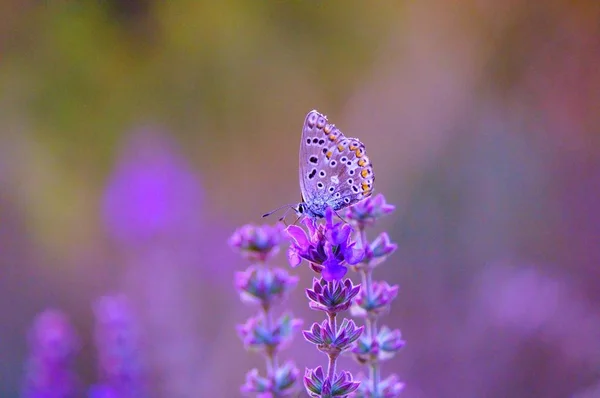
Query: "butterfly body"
296 110 374 219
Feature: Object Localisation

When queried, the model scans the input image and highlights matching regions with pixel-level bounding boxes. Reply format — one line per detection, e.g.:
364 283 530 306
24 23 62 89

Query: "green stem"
259 262 279 393
326 285 339 380
359 227 381 394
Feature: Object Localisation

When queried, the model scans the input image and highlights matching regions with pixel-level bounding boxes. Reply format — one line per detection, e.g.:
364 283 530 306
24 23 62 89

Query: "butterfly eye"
297 204 304 213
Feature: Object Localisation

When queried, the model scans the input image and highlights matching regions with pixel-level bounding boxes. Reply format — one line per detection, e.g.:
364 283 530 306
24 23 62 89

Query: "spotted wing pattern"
298 110 374 215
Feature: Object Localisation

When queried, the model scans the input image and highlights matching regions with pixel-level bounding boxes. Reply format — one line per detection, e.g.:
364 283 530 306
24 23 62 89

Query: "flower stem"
359 227 381 393
326 286 338 380
262 285 279 384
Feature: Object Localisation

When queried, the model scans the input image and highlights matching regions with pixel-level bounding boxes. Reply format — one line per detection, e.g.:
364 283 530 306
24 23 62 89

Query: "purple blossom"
286 208 363 281
89 294 146 398
102 128 202 245
22 309 79 398
353 373 405 398
354 232 398 271
345 193 395 229
306 278 361 314
351 281 399 318
352 326 405 364
232 220 302 397
237 312 302 354
235 265 299 307
229 223 287 263
304 366 360 397
303 319 363 356
346 194 404 394
241 362 300 397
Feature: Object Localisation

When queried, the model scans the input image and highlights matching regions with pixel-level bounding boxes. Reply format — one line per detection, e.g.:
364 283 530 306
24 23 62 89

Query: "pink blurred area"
0 1 599 397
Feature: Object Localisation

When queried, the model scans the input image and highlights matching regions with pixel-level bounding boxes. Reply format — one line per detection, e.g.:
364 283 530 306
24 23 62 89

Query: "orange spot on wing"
349 144 358 150
355 150 363 158
324 124 332 133
361 169 368 178
358 159 366 167
337 144 344 152
329 134 336 141
326 151 333 159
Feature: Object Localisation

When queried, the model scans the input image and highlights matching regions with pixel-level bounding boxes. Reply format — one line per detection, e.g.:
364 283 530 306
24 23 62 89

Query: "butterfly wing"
299 110 338 204
320 136 375 211
299 110 374 212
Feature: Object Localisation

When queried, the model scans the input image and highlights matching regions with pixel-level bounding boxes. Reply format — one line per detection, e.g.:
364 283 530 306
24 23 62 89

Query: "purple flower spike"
235 265 298 307
303 318 363 356
346 193 395 229
306 278 361 314
352 326 405 364
241 361 300 397
22 309 79 398
354 232 398 271
229 224 286 263
241 369 271 396
304 366 326 397
305 366 360 397
237 313 302 353
354 373 405 397
285 211 363 281
90 294 147 398
351 281 399 318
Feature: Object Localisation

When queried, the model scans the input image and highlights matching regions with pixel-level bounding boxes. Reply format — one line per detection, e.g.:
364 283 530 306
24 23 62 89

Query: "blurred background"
1 1 599 397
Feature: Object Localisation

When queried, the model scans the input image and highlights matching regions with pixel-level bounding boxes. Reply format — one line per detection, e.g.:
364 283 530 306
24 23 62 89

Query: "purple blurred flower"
286 208 363 281
237 312 302 353
241 362 300 397
306 277 361 314
89 294 147 398
353 373 405 398
353 232 398 271
235 265 299 307
102 128 202 245
352 326 405 364
303 318 363 356
345 193 395 229
229 223 287 263
304 366 360 397
351 281 399 318
22 309 79 398
87 385 118 398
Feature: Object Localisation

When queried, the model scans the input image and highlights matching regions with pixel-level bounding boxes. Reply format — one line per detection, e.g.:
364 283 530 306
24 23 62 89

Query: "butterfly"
264 110 375 220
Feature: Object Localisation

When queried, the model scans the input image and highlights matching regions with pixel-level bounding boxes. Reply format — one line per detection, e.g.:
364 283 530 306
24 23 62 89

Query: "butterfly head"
295 200 328 219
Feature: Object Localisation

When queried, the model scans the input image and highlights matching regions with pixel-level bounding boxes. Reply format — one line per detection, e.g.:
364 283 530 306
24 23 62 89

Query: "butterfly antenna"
334 209 348 224
277 206 296 223
262 203 295 218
